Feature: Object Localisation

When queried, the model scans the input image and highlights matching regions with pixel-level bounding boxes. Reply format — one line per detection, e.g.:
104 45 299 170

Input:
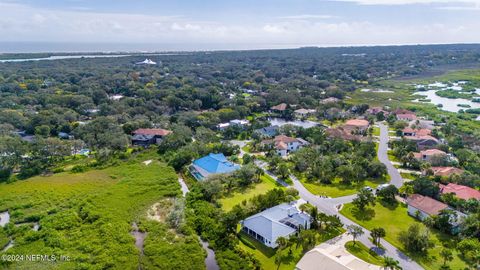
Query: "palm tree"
347 224 364 246
440 248 453 266
276 236 288 250
370 227 386 247
383 256 402 270
288 235 298 254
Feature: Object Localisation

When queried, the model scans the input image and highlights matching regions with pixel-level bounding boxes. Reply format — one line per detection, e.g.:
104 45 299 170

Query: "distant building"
270 103 288 113
189 153 240 181
132 128 172 147
402 127 431 137
429 166 464 177
343 119 370 133
439 183 480 200
325 128 363 142
58 132 73 140
254 125 279 138
230 119 250 127
409 119 435 130
108 94 124 101
405 135 439 150
294 108 315 118
393 109 415 115
413 149 447 162
397 113 417 121
241 201 311 248
366 107 389 116
136 59 157 65
262 135 309 157
216 119 250 130
320 97 341 104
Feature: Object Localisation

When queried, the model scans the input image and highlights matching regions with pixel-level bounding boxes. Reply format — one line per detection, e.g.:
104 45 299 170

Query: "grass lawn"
340 201 468 270
237 228 344 270
387 150 401 162
372 126 380 137
299 176 387 198
344 241 383 266
242 144 252 153
400 172 417 180
220 175 283 211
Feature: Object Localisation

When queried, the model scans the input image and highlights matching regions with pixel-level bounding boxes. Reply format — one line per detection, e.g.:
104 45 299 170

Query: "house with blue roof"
241 200 311 248
189 153 241 181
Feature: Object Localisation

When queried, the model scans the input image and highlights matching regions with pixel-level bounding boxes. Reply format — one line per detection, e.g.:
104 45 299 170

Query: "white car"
375 184 391 193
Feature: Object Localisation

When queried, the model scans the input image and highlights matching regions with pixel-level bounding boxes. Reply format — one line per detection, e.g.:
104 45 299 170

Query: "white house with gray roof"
240 200 311 248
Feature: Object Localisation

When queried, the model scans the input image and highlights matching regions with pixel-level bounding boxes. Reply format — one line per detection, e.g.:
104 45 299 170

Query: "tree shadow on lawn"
350 207 376 221
378 199 399 211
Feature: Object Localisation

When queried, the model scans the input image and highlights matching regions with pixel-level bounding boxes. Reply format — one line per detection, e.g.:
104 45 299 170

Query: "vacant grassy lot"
0 152 205 270
344 241 383 266
340 201 468 270
220 175 283 211
299 177 387 198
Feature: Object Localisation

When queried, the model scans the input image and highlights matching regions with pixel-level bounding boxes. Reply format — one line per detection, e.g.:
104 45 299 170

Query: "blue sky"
0 0 480 51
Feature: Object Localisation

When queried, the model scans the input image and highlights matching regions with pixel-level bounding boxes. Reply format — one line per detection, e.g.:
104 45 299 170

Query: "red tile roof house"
261 135 309 157
413 149 447 162
402 127 432 137
439 183 480 200
367 107 389 116
325 127 364 142
406 194 467 234
343 119 370 134
270 103 288 112
132 128 172 147
320 97 340 104
429 166 464 177
405 135 439 150
396 113 417 121
407 194 448 221
393 109 415 115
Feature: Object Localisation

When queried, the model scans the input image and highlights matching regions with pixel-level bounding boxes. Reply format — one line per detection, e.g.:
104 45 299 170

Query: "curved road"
253 123 422 270
377 122 404 188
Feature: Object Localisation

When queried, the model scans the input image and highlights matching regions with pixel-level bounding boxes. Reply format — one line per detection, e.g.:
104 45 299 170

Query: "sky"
0 0 480 52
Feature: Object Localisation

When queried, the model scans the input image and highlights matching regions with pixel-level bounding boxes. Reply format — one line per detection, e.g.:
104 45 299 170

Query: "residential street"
377 122 404 188
253 123 423 270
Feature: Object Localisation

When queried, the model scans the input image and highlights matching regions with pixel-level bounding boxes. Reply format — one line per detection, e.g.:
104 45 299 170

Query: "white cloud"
279 14 338 20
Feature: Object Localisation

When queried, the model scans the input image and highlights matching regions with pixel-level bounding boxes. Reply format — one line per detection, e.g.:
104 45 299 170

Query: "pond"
0 54 130 63
0 211 10 227
268 118 319 129
413 90 480 112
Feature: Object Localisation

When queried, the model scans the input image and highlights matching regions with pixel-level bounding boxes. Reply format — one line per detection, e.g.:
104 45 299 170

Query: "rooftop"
344 119 369 127
430 166 464 177
133 128 172 136
192 153 240 175
243 201 311 241
407 194 448 216
439 183 480 200
271 103 288 111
